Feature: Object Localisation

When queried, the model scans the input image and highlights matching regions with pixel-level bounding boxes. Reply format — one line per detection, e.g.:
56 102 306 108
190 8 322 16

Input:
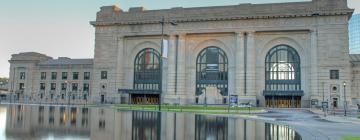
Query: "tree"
0 77 9 85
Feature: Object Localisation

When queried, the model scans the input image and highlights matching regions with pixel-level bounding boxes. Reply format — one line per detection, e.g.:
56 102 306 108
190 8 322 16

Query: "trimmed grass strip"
343 136 360 140
113 104 263 115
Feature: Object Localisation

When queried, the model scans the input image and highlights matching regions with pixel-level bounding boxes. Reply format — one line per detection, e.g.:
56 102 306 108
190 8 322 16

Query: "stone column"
165 35 177 103
116 37 125 88
310 30 319 103
116 36 125 103
177 34 187 104
246 31 257 103
235 32 245 98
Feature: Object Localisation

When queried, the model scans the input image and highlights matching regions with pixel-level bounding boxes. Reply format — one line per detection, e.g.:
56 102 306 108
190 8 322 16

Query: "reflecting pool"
0 105 302 140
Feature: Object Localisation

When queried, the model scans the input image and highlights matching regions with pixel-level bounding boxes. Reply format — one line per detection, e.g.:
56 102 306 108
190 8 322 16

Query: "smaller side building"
0 82 8 99
8 52 93 104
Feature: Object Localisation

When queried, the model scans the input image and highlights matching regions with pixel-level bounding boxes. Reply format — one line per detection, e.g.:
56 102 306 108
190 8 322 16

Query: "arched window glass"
196 47 228 96
134 48 161 90
265 45 301 91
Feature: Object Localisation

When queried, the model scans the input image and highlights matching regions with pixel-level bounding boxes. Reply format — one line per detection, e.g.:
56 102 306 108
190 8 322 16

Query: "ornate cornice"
90 0 354 26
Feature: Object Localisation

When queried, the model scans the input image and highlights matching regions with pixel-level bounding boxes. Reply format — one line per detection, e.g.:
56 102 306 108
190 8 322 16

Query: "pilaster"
166 35 177 95
246 31 257 97
176 34 188 102
235 32 245 97
116 36 125 89
310 29 319 100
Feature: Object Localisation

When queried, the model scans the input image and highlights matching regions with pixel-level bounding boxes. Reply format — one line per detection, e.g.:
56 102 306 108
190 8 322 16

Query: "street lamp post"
202 88 207 107
158 16 177 111
0 81 2 103
228 93 231 113
322 82 325 103
343 81 347 116
322 82 327 117
22 87 26 104
0 82 3 103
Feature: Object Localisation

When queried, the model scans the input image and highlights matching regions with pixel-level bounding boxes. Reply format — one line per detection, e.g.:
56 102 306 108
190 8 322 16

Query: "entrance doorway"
101 95 105 103
131 94 159 105
265 96 301 108
332 98 338 108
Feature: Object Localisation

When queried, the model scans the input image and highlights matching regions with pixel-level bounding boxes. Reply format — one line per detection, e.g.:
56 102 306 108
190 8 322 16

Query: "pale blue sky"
0 0 359 77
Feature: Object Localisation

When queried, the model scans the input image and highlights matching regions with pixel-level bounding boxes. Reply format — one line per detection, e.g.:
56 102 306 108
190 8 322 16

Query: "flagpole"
159 16 165 111
158 16 177 111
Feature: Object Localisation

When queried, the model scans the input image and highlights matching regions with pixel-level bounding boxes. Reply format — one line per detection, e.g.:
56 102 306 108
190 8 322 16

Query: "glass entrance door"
101 95 105 103
131 94 159 105
332 98 338 108
265 96 301 108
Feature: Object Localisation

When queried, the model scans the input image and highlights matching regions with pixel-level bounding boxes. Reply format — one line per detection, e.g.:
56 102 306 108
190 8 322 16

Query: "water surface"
0 105 301 140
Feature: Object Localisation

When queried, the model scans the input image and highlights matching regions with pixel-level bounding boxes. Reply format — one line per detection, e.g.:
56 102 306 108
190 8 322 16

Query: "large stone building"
8 0 360 108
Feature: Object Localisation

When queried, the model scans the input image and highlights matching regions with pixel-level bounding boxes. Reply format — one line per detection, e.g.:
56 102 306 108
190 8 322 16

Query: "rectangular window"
73 72 79 80
41 72 46 80
72 83 78 91
101 71 107 80
83 83 89 92
84 72 90 80
19 83 25 90
51 72 57 80
61 83 67 91
330 70 339 80
20 72 26 80
62 72 68 80
51 83 56 90
40 83 46 90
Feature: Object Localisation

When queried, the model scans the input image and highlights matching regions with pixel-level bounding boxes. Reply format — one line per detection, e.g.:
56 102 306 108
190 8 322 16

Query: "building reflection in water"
132 111 160 140
195 115 228 140
2 105 302 140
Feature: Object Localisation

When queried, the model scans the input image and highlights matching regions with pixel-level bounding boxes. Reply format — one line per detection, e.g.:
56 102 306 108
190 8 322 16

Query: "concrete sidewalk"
258 109 360 140
310 109 360 124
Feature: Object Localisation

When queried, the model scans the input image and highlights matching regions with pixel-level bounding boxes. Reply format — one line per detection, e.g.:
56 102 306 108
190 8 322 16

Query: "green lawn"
343 136 360 140
358 116 360 119
113 104 263 115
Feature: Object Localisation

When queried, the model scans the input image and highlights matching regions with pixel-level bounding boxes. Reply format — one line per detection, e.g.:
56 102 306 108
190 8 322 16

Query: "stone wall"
90 0 355 106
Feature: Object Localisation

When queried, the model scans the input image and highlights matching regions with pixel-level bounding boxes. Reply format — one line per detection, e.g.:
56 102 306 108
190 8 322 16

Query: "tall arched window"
134 48 161 91
196 47 228 96
264 45 303 108
265 45 300 91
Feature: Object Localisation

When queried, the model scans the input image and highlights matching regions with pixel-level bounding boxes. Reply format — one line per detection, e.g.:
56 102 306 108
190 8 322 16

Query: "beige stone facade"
8 0 360 108
8 52 93 104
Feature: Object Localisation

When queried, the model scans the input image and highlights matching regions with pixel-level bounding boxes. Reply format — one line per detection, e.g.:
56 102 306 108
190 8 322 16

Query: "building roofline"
90 0 354 26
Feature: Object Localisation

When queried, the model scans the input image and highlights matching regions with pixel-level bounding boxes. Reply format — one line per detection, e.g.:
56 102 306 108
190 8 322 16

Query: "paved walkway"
257 109 360 140
310 109 360 125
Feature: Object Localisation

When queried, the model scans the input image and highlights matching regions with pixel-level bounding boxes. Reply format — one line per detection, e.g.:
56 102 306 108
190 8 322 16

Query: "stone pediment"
91 0 353 26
